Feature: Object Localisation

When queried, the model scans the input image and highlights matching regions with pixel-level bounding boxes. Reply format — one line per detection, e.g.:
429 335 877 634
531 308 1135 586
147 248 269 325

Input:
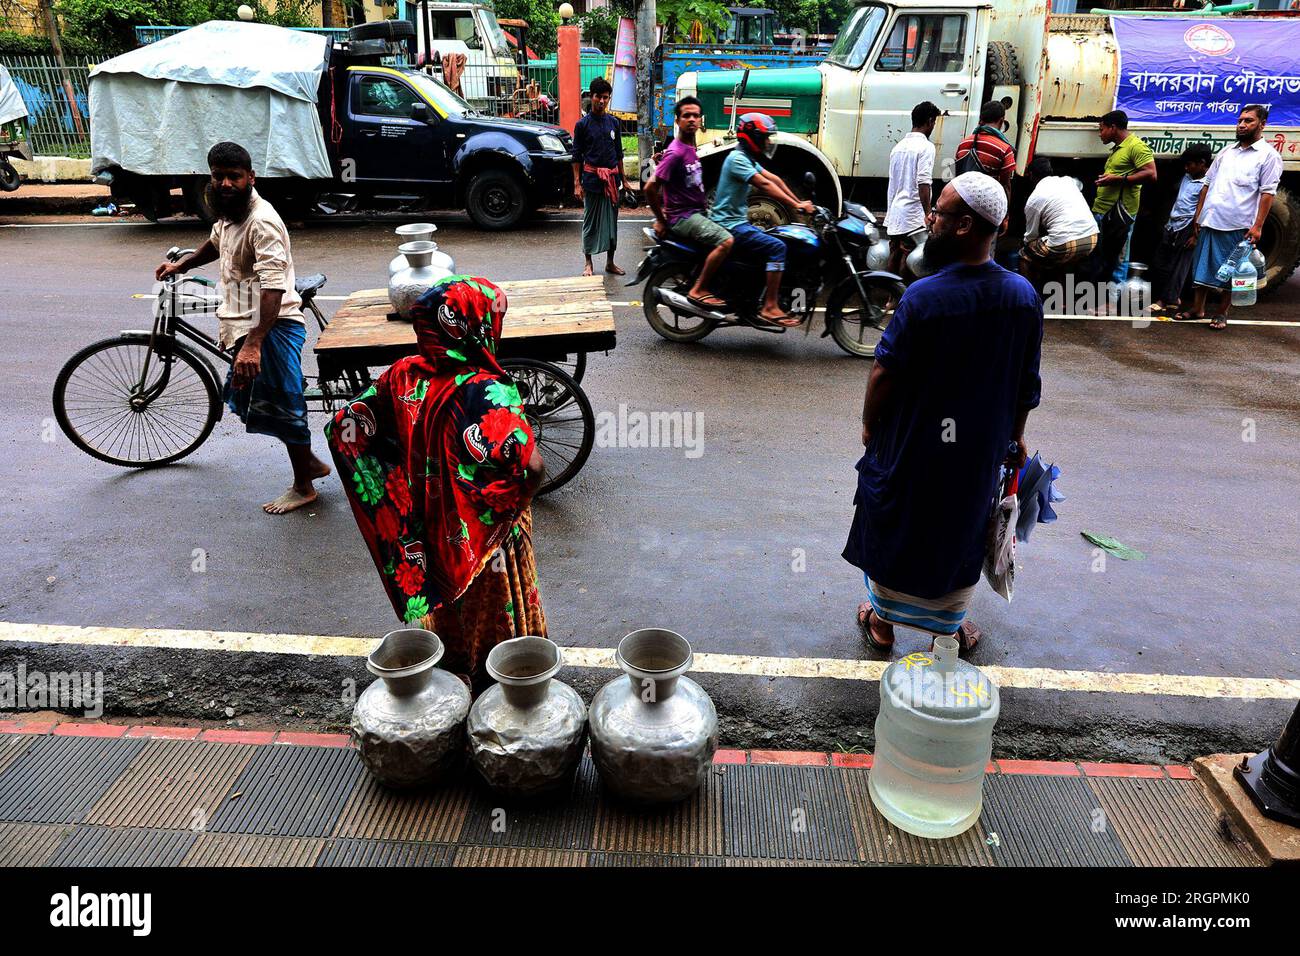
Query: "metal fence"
134 25 349 44
1 55 93 157
438 56 613 122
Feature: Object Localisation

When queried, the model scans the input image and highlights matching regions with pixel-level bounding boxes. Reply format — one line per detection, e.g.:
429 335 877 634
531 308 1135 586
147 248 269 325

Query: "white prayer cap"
950 171 1007 227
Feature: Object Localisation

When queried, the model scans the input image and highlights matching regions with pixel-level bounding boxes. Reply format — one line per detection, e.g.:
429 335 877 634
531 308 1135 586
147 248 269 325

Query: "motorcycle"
630 175 906 358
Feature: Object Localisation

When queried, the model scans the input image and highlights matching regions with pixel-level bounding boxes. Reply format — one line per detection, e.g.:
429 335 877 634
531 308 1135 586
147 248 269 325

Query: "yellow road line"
2 622 1297 701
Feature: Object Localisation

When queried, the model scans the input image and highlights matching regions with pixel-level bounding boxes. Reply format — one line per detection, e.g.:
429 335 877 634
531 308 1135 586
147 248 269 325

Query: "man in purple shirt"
645 96 733 309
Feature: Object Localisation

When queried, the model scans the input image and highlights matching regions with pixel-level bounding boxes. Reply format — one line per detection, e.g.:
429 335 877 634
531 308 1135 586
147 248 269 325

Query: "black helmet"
737 112 778 159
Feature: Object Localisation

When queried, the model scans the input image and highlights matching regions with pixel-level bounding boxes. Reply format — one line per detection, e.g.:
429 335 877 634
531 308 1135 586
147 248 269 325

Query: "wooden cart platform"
314 274 617 378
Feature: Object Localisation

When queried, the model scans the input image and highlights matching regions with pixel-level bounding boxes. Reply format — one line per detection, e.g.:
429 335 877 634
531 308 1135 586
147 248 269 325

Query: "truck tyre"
182 177 217 225
1261 185 1300 293
0 159 19 192
986 41 1021 87
465 168 526 230
348 20 415 42
131 177 175 222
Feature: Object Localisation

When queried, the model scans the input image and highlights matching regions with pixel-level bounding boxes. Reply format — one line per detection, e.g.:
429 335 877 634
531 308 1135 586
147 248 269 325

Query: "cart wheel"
53 337 221 467
500 357 594 496
553 352 586 384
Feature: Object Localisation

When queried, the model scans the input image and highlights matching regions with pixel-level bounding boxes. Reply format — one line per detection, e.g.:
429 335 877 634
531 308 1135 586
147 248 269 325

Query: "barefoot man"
156 141 330 514
572 77 625 277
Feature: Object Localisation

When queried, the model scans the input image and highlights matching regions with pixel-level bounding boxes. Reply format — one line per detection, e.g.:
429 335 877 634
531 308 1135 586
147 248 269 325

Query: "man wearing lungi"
156 141 330 514
1185 105 1283 330
845 173 1043 656
572 77 626 277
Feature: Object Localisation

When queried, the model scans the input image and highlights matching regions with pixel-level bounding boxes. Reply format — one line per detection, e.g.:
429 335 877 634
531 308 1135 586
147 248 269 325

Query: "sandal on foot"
856 603 894 653
688 292 727 310
1172 310 1203 322
1209 314 1228 330
932 620 983 654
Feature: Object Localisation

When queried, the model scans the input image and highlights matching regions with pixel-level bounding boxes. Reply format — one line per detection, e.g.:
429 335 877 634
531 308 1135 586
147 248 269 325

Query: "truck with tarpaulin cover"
676 2 1300 288
90 19 575 229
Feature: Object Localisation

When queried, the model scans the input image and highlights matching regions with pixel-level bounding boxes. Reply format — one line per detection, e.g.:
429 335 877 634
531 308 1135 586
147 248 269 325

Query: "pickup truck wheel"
466 169 526 230
1260 185 1300 293
182 177 217 225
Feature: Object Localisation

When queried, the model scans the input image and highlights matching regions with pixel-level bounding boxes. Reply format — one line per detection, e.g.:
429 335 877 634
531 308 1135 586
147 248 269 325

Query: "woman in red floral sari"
326 276 546 688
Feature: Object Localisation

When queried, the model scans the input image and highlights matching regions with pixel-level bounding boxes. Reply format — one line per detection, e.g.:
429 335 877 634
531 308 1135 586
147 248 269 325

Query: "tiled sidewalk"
0 720 1260 867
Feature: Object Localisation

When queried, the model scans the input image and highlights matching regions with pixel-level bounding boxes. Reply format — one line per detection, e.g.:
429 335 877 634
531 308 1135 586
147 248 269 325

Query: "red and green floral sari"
326 276 546 682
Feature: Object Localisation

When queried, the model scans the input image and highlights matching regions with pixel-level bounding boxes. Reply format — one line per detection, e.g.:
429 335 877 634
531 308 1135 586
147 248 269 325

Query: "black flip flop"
1208 314 1228 330
1172 310 1203 322
687 293 727 311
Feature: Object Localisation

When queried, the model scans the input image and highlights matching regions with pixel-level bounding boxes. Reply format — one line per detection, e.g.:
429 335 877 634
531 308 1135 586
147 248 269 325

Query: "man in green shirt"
1092 109 1157 283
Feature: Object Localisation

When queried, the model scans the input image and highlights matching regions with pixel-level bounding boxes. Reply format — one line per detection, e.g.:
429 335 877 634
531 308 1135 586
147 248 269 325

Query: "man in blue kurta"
844 172 1043 655
572 77 625 276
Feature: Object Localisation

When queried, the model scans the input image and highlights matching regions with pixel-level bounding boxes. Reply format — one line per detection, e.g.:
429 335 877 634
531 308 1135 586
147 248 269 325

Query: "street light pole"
635 0 657 185
1235 699 1300 826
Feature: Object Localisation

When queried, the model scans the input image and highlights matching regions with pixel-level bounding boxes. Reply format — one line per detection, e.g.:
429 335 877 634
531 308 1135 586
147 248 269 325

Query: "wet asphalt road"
1 209 1298 759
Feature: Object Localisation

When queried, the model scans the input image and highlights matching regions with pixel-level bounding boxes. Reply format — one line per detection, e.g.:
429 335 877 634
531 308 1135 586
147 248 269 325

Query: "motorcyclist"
707 112 814 327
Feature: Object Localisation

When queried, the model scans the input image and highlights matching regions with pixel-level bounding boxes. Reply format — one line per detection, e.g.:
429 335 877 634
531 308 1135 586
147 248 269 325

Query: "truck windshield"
825 3 887 70
478 9 513 57
406 70 474 115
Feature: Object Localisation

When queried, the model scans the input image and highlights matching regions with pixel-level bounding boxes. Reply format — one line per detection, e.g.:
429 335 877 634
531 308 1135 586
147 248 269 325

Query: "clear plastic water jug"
1231 255 1257 307
869 635 1000 839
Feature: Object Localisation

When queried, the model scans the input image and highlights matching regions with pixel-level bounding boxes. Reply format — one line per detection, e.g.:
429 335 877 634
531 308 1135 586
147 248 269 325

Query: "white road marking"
2 621 1296 701
608 300 1300 325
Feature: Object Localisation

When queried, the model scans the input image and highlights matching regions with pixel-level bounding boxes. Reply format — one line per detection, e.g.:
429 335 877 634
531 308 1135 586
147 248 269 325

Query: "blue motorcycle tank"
835 216 872 240
769 223 819 249
769 223 820 267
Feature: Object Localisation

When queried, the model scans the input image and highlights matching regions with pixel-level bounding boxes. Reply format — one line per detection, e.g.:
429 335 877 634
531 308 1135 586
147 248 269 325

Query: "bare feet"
605 262 625 276
308 459 331 481
263 487 318 514
582 262 594 277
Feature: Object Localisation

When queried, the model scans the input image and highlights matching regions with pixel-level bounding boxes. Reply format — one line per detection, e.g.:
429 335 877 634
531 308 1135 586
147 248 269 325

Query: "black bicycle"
53 247 593 494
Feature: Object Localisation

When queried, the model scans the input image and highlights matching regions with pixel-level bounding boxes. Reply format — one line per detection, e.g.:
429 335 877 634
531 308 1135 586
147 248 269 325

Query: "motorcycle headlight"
538 134 566 153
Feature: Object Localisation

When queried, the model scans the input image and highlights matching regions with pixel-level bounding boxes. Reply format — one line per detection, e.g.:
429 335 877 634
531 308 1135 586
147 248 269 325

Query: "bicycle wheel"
500 357 594 496
53 337 222 467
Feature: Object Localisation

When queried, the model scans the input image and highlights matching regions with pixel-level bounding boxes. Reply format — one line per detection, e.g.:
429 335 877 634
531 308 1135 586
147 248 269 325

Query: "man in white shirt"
1018 156 1099 288
1187 105 1283 329
883 102 940 274
156 142 331 514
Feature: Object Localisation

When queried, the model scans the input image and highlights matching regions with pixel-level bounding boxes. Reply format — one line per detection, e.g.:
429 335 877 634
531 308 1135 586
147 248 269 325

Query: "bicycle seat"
295 273 327 301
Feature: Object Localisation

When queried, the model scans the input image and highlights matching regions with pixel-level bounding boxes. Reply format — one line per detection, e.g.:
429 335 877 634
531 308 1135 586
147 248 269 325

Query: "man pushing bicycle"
155 141 330 514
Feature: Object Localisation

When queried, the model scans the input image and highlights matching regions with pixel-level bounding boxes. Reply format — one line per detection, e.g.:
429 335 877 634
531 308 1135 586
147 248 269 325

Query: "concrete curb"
0 717 1194 779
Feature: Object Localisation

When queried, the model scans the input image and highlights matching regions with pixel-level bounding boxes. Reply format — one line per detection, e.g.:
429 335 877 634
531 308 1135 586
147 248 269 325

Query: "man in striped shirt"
954 101 1016 195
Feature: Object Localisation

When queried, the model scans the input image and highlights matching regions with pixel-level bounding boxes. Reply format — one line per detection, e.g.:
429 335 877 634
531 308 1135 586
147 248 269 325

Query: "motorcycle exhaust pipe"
657 287 727 321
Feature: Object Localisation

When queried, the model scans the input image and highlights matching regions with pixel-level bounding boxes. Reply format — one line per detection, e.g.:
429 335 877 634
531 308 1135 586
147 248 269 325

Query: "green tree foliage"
767 0 852 36
657 0 729 42
52 0 319 53
489 0 559 58
574 6 618 53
